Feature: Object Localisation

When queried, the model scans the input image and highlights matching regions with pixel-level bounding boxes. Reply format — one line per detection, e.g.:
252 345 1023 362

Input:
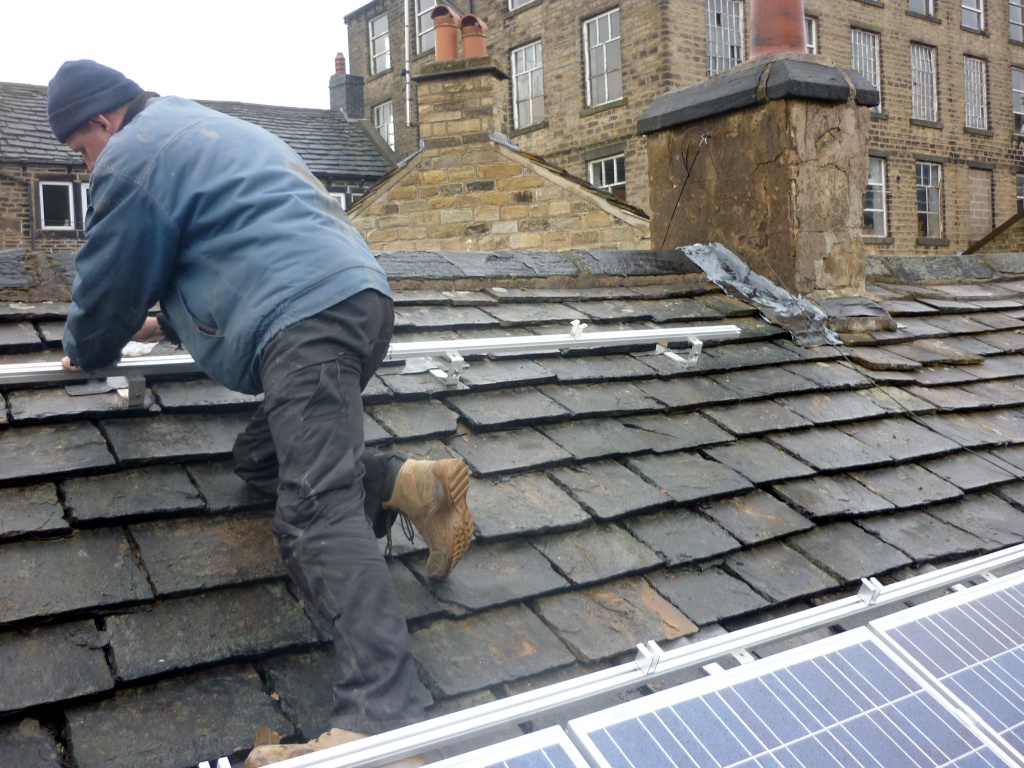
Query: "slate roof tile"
627 452 753 504
186 461 272 512
368 399 460 440
0 483 68 539
849 463 964 509
634 376 740 408
101 412 250 464
649 567 771 625
152 381 261 410
259 649 336 741
774 390 888 425
445 387 567 430
538 417 663 460
927 492 1024 548
547 461 672 520
724 541 841 603
0 718 63 767
622 509 741 565
772 474 895 519
701 491 814 545
454 358 556 389
837 417 961 461
786 522 912 583
469 473 591 539
8 387 156 422
0 422 114 482
703 400 813 435
63 465 204 523
537 354 660 383
921 451 1020 490
447 428 572 476
766 426 893 471
530 524 664 585
702 439 816 485
538 381 664 418
857 511 989 561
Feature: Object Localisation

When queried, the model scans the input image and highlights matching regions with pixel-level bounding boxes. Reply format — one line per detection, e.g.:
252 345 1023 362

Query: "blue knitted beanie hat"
47 60 143 142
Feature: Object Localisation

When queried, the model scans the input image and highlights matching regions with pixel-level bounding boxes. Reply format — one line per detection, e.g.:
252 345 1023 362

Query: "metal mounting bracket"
858 576 884 605
732 649 756 665
654 337 703 368
634 640 663 675
427 351 468 386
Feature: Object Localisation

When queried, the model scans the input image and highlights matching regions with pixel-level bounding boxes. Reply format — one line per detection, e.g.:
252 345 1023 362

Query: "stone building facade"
344 0 1024 256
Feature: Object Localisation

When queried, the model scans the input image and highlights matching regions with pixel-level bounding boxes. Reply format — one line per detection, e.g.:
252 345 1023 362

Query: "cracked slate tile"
368 400 460 440
536 354 659 383
849 464 963 509
767 427 892 471
775 390 888 425
701 491 813 545
388 560 459 621
622 509 740 566
364 412 391 445
783 361 870 390
130 515 284 596
921 451 1019 491
260 649 336 742
702 439 815 485
634 376 740 409
530 524 663 585
0 621 113 715
65 665 292 768
650 568 770 625
0 321 42 352
772 474 895 520
704 401 813 436
838 417 961 462
0 718 63 766
533 578 697 663
63 465 204 523
725 542 840 603
927 492 1024 548
445 387 567 431
7 387 154 422
456 358 556 390
618 412 734 452
186 461 272 512
409 540 568 610
447 428 572 476
627 452 752 505
0 529 152 623
857 511 989 561
787 522 912 583
101 412 250 464
547 461 671 520
152 380 261 410
538 381 664 418
0 483 68 539
410 604 576 697
0 422 114 482
711 367 820 400
538 417 658 460
469 473 591 539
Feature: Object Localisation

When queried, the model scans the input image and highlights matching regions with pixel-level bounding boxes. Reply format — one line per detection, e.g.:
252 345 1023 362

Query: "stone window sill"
862 236 893 244
964 127 994 137
367 68 393 83
581 97 627 118
1012 38 1024 47
917 237 950 246
870 111 889 120
911 118 943 129
509 121 549 139
961 25 987 36
906 10 941 23
506 0 542 16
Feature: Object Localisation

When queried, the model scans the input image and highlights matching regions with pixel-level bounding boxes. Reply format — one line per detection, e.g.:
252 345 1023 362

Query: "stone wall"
0 163 89 256
973 214 1024 255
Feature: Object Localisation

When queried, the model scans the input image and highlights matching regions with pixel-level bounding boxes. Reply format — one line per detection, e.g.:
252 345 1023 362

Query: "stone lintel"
412 58 509 84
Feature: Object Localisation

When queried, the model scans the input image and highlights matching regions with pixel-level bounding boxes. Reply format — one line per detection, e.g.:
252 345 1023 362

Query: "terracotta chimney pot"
750 0 806 58
335 52 346 75
431 5 461 62
460 14 488 58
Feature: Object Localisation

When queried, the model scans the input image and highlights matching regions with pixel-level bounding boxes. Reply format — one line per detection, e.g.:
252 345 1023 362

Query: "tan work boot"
246 727 426 768
383 459 473 581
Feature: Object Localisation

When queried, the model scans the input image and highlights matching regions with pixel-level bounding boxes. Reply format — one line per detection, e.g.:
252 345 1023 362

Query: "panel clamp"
634 640 663 675
858 576 884 605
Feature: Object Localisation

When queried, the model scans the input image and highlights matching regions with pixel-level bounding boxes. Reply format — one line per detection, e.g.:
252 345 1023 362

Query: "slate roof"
2 249 1024 768
0 81 392 179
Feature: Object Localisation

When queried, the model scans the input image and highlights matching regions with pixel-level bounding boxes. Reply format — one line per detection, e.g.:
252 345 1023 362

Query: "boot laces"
383 511 417 558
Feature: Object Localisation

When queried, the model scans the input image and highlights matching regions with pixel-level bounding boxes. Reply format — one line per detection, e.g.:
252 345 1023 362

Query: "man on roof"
47 59 473 767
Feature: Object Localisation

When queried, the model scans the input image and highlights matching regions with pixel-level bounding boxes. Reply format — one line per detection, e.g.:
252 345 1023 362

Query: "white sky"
2 0 370 109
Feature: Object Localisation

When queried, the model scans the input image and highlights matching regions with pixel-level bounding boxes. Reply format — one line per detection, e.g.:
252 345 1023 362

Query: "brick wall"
974 214 1024 254
0 163 90 257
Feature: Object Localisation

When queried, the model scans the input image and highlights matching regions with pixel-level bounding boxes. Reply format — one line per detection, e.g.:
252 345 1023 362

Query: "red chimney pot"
750 0 806 58
335 52 347 75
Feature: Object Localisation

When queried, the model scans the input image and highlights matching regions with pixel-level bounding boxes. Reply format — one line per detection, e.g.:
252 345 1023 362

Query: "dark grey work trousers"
232 289 426 735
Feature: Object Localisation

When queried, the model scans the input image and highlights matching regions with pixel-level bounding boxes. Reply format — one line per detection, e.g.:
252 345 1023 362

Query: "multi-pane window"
962 0 984 28
851 29 881 112
706 0 744 77
512 41 544 129
373 101 395 151
916 162 942 239
964 57 988 130
863 157 887 237
416 0 435 54
509 0 534 8
805 17 818 55
583 8 622 107
909 0 935 14
1013 0 1024 42
369 14 390 75
911 44 937 122
1014 68 1024 136
589 154 626 200
80 183 91 224
39 182 75 229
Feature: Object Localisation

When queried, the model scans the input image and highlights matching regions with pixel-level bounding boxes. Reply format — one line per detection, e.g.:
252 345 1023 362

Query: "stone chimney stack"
413 57 508 150
329 52 364 118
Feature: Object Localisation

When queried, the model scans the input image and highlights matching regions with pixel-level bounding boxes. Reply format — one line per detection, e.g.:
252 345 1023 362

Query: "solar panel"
872 571 1024 762
427 727 593 768
567 628 1016 768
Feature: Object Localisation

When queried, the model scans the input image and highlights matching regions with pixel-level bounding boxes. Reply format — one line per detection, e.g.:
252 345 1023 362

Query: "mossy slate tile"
0 621 113 714
445 387 567 430
409 540 568 610
130 516 284 596
772 474 894 519
627 452 752 505
849 464 963 509
101 412 250 464
65 665 291 768
0 422 113 482
447 428 571 476
623 509 740 565
410 604 576 697
0 529 151 623
548 461 670 520
106 583 317 681
0 719 62 767
928 493 1024 548
534 578 697 663
702 439 815 485
787 522 912 583
701 491 813 545
530 525 663 585
63 465 203 522
469 473 590 539
368 399 459 439
857 511 988 561
538 417 655 460
187 461 271 511
0 483 68 539
725 542 840 603
650 568 770 625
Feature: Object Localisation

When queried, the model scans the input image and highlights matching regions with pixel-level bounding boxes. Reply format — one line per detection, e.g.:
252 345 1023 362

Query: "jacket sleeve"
62 170 180 374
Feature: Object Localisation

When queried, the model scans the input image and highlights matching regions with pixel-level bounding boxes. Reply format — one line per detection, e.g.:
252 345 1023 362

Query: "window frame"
369 13 391 76
511 40 545 130
39 181 76 231
910 44 938 122
909 0 935 15
588 153 626 200
916 161 943 240
415 0 436 55
1017 173 1024 213
963 56 988 130
961 0 984 29
1014 68 1024 137
863 157 887 238
373 101 395 151
582 7 622 108
851 29 882 113
1012 0 1024 43
805 16 818 55
706 0 745 77
509 0 535 8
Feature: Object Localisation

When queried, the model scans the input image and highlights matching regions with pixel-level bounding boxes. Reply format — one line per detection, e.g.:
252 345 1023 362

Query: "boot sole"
430 460 473 581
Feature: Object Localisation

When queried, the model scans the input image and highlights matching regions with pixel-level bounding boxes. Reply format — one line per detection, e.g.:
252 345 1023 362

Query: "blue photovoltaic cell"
492 743 581 768
574 635 1007 768
881 581 1024 758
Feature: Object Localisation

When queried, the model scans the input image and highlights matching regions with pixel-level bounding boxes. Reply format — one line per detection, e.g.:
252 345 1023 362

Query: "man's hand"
133 316 166 342
61 356 81 372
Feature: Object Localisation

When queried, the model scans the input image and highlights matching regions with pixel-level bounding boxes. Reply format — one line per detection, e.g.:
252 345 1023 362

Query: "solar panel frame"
424 726 594 768
566 628 1017 768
